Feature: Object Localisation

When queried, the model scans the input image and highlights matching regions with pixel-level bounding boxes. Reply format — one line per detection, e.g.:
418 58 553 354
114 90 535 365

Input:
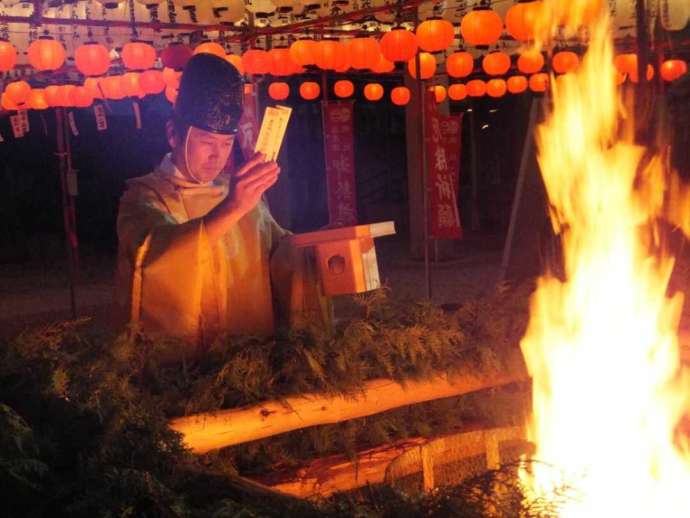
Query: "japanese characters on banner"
236 85 259 160
323 100 357 226
425 92 463 240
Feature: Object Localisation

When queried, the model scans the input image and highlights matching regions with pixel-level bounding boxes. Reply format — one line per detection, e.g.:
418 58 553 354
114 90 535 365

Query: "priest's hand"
203 152 280 243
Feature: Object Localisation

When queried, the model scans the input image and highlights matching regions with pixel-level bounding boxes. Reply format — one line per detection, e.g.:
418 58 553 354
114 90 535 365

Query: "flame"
520 3 690 517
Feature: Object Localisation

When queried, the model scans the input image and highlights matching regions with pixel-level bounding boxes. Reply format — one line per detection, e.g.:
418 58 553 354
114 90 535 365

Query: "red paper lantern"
416 17 455 52
0 40 18 72
5 80 31 105
614 53 637 75
28 37 66 71
460 9 503 47
225 54 244 75
165 86 178 104
268 82 290 101
70 86 94 108
121 41 156 70
314 40 351 71
140 70 166 94
660 59 687 82
505 1 544 42
431 84 447 103
448 83 467 101
1 93 20 111
334 80 354 98
75 42 110 76
529 73 549 92
161 42 192 70
242 49 270 75
194 41 225 59
370 53 395 73
268 48 297 76
390 86 411 106
290 39 317 66
552 51 580 74
120 73 143 98
84 77 104 99
467 79 486 97
407 52 436 79
162 67 182 89
56 85 76 107
380 28 418 62
507 75 528 93
446 51 473 78
364 82 384 101
333 42 352 72
28 89 49 110
482 51 511 76
101 76 126 100
44 86 62 107
517 50 544 74
486 78 507 97
300 81 320 100
349 38 380 70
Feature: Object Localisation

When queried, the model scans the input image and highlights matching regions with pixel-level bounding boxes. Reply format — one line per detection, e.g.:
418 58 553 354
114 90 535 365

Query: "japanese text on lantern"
323 100 357 226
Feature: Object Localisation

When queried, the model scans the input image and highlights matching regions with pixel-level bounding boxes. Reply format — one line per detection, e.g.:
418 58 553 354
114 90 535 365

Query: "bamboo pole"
168 348 527 454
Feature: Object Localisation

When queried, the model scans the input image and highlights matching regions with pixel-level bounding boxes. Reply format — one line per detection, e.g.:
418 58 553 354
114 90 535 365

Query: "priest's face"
174 125 235 184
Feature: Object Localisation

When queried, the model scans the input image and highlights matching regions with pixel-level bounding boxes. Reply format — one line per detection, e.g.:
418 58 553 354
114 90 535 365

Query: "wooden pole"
168 348 527 454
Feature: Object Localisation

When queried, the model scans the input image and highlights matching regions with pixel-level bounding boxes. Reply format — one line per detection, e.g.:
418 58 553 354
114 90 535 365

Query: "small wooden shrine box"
290 221 396 296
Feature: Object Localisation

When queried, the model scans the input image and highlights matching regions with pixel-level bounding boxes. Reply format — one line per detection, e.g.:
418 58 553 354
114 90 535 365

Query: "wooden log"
168 348 527 453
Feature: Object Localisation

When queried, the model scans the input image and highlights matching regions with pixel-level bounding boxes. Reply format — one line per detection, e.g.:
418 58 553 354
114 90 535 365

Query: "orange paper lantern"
28 37 66 71
268 48 295 76
380 28 418 62
629 64 654 83
486 78 507 97
407 52 436 79
56 85 76 107
313 40 338 70
505 1 544 42
416 17 455 52
0 40 18 72
289 39 317 66
84 77 104 99
517 50 544 74
364 82 384 101
120 72 143 97
482 51 511 76
162 67 182 89
268 82 290 101
100 76 126 100
300 81 320 100
552 51 580 74
614 53 637 75
28 89 49 110
242 49 270 75
139 70 166 94
75 42 110 76
448 83 467 101
194 41 226 59
44 85 62 107
1 93 20 111
225 54 244 75
165 86 178 104
121 41 156 70
431 84 447 103
70 86 94 108
507 75 528 93
529 72 549 92
446 51 474 78
5 80 31 105
333 42 352 72
334 80 354 98
390 86 411 106
370 53 395 73
660 59 687 82
161 42 192 70
466 79 486 97
460 9 503 47
349 38 380 70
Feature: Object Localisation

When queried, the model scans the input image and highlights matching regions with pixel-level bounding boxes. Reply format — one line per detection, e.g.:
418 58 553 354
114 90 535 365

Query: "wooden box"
290 221 396 296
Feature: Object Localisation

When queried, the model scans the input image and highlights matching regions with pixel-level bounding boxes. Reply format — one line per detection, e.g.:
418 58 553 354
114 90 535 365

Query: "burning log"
168 347 527 453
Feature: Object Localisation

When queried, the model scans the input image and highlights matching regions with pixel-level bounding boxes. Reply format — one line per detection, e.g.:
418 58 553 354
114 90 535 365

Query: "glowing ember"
519 2 690 517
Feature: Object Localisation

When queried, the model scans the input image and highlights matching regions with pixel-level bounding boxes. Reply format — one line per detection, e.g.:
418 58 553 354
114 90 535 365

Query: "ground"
0 233 506 339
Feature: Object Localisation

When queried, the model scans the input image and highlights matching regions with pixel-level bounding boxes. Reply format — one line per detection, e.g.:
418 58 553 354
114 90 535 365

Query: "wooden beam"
168 348 527 453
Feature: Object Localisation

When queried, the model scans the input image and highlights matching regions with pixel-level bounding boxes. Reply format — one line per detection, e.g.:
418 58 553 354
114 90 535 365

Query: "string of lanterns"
0 1 687 111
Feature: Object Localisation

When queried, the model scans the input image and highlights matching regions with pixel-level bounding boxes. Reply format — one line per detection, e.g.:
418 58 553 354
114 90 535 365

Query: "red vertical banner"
323 100 357 226
425 91 463 239
237 84 259 160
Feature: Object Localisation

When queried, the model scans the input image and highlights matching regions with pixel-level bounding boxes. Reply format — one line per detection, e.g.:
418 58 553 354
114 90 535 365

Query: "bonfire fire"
519 1 690 516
